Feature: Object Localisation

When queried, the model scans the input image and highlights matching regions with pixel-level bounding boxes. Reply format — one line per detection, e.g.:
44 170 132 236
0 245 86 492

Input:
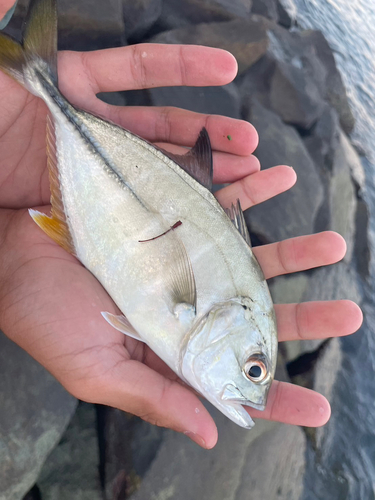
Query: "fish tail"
0 0 57 90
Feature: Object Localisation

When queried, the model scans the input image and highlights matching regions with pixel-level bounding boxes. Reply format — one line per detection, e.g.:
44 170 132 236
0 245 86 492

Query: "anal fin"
29 114 75 254
29 209 75 254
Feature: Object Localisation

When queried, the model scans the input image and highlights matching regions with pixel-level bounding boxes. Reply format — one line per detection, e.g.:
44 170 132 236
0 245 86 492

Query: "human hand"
0 43 362 448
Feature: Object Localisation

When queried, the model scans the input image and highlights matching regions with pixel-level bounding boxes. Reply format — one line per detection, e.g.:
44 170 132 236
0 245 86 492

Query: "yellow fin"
29 209 75 254
29 114 75 254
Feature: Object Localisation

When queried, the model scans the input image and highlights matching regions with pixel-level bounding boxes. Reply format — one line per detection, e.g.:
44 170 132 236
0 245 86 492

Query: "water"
282 0 375 162
280 0 375 498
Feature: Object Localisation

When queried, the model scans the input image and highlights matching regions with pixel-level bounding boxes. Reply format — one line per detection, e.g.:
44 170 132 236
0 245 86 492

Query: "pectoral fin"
101 312 144 342
167 238 197 312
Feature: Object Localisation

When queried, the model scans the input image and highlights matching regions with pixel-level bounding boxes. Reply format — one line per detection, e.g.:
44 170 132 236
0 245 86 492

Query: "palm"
0 44 362 448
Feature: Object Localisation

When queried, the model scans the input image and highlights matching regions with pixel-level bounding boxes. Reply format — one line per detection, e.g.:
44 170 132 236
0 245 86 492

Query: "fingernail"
184 431 206 448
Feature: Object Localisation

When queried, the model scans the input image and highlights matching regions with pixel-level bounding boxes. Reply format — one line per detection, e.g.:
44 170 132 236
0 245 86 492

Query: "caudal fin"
0 0 58 87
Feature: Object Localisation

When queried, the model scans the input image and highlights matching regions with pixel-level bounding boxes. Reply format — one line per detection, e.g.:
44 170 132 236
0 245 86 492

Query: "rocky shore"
0 0 370 499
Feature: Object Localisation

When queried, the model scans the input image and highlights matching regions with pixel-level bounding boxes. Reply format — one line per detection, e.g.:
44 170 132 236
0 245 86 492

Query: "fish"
0 0 278 428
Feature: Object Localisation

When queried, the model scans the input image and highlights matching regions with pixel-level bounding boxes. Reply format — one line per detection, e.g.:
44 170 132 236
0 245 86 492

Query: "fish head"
181 298 277 428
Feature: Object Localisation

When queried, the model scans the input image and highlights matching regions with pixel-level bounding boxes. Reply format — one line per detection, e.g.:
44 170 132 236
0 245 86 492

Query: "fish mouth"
221 384 267 412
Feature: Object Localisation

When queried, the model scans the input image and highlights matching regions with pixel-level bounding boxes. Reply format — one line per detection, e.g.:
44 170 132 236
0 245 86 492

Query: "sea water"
281 0 375 498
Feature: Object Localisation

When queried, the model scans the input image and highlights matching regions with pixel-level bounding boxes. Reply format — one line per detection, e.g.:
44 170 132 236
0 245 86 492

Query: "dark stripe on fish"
36 68 147 208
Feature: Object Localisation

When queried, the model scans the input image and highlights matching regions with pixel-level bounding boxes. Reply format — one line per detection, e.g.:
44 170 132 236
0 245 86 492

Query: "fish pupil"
248 365 262 378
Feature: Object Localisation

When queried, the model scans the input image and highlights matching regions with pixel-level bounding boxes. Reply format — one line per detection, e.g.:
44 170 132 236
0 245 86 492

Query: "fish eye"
244 355 268 383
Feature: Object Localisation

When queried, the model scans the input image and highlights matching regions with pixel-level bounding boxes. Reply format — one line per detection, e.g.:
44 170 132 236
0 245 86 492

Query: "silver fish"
0 0 278 428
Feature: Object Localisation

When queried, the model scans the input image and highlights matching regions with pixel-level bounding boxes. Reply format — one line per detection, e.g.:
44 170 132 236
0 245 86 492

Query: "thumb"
92 359 218 449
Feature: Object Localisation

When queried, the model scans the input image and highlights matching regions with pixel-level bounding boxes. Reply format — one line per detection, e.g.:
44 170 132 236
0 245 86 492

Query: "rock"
0 332 77 500
303 105 340 172
244 99 324 243
338 131 366 192
21 485 42 500
276 0 292 28
237 53 277 109
129 405 306 500
150 18 269 75
122 0 162 42
238 19 354 132
251 0 279 22
148 82 241 118
354 198 370 279
2 0 126 50
233 425 305 500
37 403 102 500
58 0 126 51
299 30 355 134
329 131 357 262
269 58 325 129
157 0 253 31
101 408 165 498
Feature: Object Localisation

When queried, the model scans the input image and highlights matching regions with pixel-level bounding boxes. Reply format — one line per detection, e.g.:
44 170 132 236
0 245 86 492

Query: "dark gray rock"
238 19 354 132
57 0 126 51
354 198 370 279
251 0 278 22
129 406 306 500
303 105 340 172
148 82 241 118
269 58 325 129
122 0 162 42
0 332 77 500
299 30 355 134
330 131 357 262
158 0 253 31
150 18 269 75
244 99 324 243
37 403 101 500
237 54 276 109
276 0 292 28
2 0 126 50
102 409 164 498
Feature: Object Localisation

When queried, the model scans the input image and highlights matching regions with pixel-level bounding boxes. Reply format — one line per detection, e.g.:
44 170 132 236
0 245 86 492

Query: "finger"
215 165 296 209
156 142 261 182
70 102 259 156
248 381 331 427
275 300 363 342
254 231 347 279
59 44 238 98
96 359 218 449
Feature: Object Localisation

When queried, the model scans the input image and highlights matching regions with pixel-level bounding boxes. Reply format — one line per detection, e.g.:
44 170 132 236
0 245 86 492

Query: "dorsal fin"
160 128 213 191
225 199 252 247
29 115 75 254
